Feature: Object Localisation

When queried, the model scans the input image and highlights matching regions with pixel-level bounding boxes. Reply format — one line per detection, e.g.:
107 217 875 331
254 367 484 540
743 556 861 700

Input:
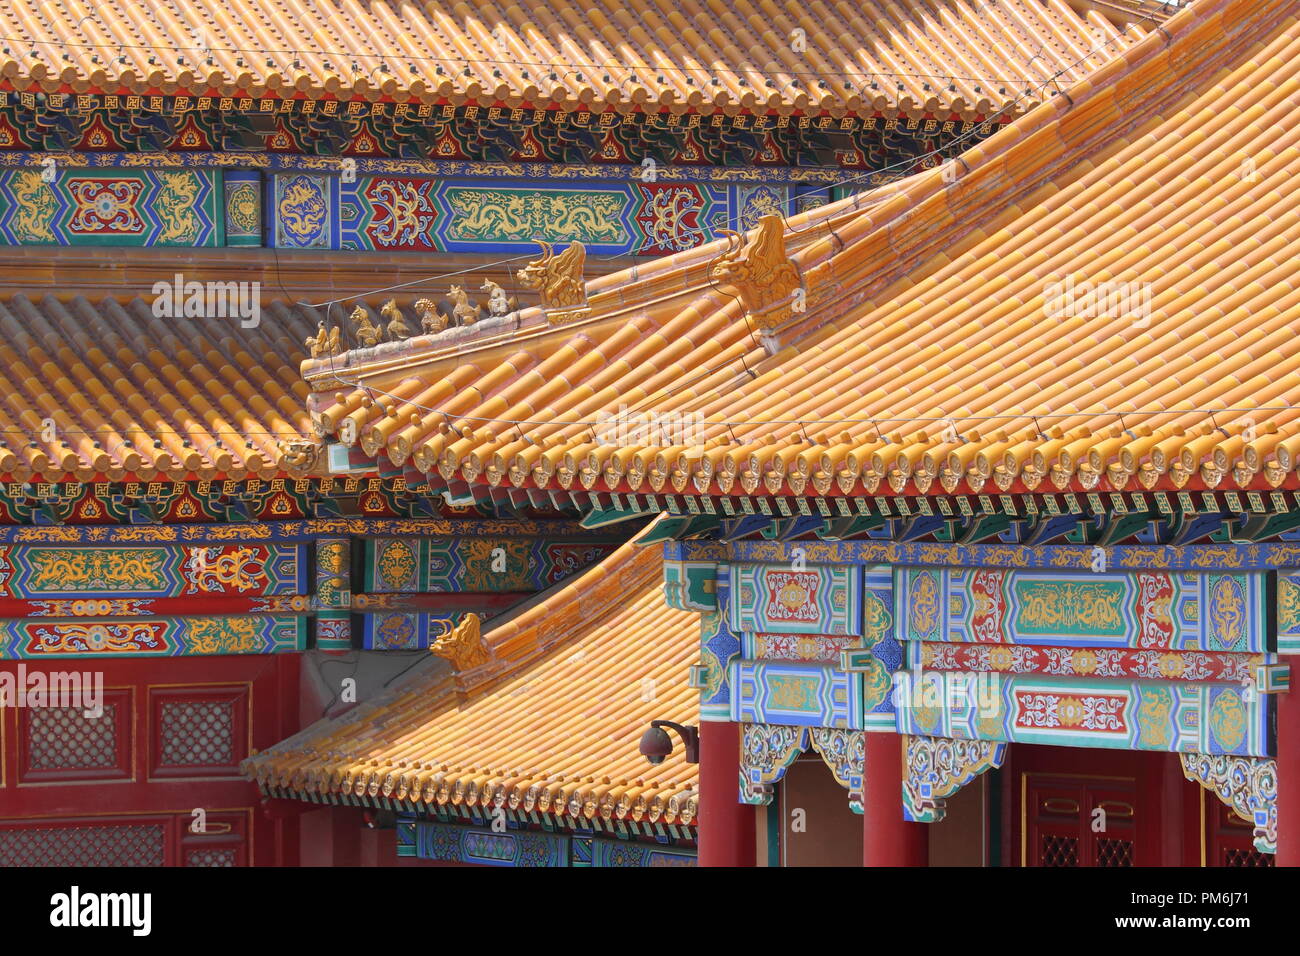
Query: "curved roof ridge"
242 520 702 823
303 0 1300 504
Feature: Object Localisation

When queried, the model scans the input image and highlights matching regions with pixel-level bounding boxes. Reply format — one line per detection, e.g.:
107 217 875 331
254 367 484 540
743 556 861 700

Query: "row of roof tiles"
306 0 1300 503
243 526 700 823
0 0 1157 118
0 246 618 484
0 293 314 481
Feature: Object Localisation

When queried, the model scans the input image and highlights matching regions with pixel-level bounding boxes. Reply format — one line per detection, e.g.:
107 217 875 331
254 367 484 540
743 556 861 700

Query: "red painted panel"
0 810 253 867
18 688 133 784
0 654 300 866
1024 776 1137 866
148 684 250 779
1006 744 1166 867
1203 793 1275 868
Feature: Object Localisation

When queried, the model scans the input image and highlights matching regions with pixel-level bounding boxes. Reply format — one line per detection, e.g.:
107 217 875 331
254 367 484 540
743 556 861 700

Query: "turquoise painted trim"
894 566 1274 653
0 150 846 185
0 543 304 598
766 789 781 868
213 170 226 246
413 820 695 867
892 670 1271 757
729 562 861 634
671 540 1300 572
2 613 306 660
0 167 220 247
730 659 863 729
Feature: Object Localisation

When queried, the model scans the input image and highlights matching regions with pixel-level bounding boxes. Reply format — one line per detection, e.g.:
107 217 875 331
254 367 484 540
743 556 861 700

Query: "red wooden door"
1007 744 1164 866
1201 793 1274 868
1024 775 1137 867
0 654 299 866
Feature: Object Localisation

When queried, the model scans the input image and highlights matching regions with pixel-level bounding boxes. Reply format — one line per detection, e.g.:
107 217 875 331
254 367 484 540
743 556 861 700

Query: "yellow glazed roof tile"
0 293 315 481
242 527 700 823
306 0 1300 502
0 0 1158 118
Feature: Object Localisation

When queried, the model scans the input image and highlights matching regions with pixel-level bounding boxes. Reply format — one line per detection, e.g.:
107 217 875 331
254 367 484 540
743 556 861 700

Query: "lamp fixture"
638 720 699 765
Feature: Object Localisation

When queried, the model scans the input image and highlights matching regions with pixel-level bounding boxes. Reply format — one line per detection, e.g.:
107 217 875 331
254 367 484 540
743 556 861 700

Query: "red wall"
1002 744 1269 867
0 654 300 866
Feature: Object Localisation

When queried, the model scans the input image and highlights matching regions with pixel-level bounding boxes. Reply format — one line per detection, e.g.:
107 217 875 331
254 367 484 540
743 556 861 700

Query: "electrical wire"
306 6 1184 443
0 2 1194 457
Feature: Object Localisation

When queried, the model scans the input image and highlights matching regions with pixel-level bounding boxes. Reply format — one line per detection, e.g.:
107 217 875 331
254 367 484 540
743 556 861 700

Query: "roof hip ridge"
770 0 1288 347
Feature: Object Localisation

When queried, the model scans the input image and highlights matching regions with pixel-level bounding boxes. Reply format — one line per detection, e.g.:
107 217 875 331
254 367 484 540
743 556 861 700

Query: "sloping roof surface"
0 0 1157 117
0 293 315 481
243 530 701 824
307 0 1300 501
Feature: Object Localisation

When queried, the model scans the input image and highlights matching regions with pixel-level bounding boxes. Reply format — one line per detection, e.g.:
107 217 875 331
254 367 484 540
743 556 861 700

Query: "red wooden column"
1277 689 1300 866
698 721 756 867
863 732 929 867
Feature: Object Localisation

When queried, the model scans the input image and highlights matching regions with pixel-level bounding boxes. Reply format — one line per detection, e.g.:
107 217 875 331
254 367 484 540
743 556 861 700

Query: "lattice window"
149 686 247 777
1221 847 1274 867
1040 835 1079 866
1096 838 1134 867
0 824 164 867
158 700 234 767
185 847 238 867
26 704 119 771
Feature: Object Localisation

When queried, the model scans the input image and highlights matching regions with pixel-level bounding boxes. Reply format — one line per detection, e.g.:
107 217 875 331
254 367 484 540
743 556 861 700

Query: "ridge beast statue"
517 240 589 324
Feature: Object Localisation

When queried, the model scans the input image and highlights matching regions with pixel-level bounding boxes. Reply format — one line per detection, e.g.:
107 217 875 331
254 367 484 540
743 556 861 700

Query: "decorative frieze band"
892 670 1269 757
895 567 1273 653
730 563 861 635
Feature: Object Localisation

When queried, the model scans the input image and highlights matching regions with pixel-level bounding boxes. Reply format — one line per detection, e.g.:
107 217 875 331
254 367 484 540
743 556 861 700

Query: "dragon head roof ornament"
710 213 802 344
430 612 493 673
278 440 324 476
517 240 590 326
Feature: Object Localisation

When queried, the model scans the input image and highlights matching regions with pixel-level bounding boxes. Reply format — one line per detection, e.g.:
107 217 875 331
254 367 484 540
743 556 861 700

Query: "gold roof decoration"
278 440 324 477
380 300 412 341
347 305 383 348
305 320 341 358
415 298 447 335
430 612 493 675
517 241 590 326
711 213 802 339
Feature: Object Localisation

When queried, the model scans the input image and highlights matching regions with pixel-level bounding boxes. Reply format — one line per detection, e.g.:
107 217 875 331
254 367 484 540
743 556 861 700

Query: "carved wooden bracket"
1181 752 1276 854
903 734 1007 823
